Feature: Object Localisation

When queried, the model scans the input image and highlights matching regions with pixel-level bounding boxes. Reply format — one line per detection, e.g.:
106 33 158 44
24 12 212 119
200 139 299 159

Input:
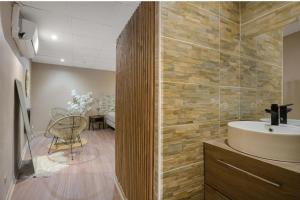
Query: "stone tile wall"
240 2 300 120
159 2 300 199
160 2 240 199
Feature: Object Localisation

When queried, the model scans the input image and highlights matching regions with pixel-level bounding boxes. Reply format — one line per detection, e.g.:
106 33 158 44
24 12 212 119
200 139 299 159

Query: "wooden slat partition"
115 2 157 200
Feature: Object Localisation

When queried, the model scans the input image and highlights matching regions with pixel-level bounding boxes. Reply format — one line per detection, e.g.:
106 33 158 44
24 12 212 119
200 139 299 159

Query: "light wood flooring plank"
11 129 121 200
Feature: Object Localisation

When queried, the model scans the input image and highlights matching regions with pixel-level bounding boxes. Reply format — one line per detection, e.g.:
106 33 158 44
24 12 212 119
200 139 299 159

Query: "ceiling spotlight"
51 35 58 41
60 58 65 62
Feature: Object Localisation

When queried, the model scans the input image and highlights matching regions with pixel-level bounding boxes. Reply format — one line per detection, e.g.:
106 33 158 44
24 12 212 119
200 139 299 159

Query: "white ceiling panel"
21 2 69 14
20 2 140 71
34 54 72 66
66 2 119 24
21 6 72 36
283 18 300 37
71 18 116 40
72 35 114 51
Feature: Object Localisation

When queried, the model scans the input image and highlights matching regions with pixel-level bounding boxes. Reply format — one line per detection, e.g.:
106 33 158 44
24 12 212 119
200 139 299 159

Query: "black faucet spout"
280 104 293 124
265 104 279 125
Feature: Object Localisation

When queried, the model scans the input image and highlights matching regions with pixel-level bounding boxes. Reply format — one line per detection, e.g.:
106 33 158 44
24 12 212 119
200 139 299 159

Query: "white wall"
0 2 30 199
31 62 116 133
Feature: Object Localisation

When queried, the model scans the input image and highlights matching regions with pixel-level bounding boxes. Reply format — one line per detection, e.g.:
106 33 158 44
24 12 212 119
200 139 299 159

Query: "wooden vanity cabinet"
204 139 300 200
205 184 230 200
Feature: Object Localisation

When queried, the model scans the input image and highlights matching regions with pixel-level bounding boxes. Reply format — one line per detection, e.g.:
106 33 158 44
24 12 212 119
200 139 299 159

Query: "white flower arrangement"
67 90 94 115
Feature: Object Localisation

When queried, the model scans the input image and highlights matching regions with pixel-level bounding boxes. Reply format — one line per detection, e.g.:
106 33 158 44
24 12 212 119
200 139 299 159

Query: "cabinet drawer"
205 184 230 200
204 142 300 200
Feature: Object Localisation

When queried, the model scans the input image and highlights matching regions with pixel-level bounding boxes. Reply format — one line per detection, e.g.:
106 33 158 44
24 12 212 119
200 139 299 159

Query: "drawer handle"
217 159 281 188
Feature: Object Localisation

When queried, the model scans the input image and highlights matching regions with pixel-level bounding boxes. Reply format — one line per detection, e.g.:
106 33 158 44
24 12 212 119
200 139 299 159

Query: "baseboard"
114 176 127 200
5 180 15 200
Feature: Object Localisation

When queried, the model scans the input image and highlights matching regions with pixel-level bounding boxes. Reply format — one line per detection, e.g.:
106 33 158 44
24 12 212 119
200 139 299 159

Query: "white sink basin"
228 121 300 162
260 118 300 126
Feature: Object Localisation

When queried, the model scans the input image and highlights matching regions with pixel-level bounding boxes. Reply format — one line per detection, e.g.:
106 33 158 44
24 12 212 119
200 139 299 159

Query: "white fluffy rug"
33 152 68 177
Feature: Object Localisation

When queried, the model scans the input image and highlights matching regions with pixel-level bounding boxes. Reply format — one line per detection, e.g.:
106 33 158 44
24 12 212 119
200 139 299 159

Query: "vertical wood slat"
115 2 156 200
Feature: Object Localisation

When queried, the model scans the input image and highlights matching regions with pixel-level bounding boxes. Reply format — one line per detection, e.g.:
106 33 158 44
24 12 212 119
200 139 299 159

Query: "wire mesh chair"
47 115 87 160
45 107 70 138
51 107 69 121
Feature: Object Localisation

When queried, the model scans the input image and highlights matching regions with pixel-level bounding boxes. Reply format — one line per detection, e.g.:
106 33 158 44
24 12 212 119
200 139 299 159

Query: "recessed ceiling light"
51 35 58 41
60 58 65 62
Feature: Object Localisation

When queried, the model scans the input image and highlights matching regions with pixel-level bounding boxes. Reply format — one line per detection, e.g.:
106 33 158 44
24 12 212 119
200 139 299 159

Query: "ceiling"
20 2 139 71
283 17 300 37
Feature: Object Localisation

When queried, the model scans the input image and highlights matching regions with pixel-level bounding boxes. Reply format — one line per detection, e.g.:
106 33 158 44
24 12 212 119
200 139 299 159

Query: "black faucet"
280 104 293 124
265 104 279 125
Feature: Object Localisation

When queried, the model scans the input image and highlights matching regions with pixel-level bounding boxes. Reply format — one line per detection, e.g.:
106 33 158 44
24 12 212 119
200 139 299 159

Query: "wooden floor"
11 129 121 200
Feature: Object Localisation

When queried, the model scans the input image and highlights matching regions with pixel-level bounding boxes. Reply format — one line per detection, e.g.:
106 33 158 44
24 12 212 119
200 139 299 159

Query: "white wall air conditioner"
12 4 39 58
